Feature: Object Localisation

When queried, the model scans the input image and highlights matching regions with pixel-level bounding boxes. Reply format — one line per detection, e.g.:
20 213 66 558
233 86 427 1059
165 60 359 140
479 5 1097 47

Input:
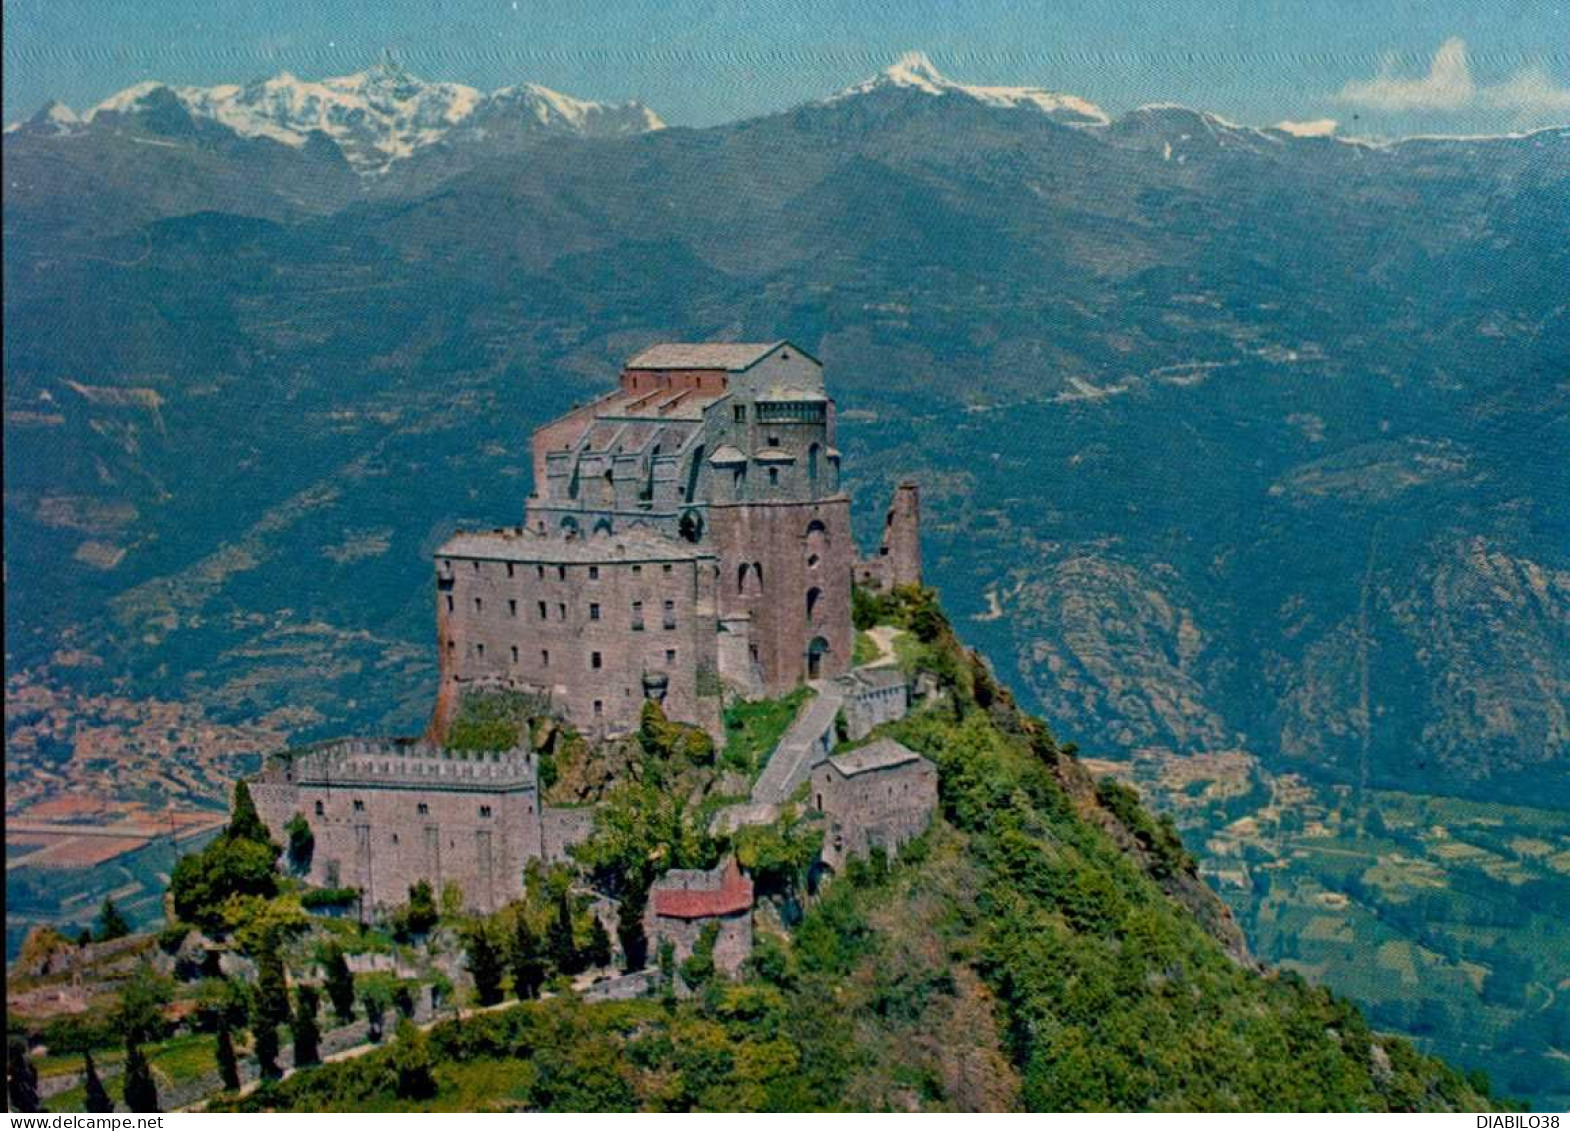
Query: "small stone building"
831 666 911 741
646 856 754 977
812 739 938 873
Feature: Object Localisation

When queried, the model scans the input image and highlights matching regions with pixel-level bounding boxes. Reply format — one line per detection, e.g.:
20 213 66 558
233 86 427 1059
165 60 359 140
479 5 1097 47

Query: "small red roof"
651 857 753 919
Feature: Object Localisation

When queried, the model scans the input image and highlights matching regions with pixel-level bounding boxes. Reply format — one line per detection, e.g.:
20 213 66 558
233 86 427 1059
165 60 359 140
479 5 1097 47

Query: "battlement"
277 738 538 793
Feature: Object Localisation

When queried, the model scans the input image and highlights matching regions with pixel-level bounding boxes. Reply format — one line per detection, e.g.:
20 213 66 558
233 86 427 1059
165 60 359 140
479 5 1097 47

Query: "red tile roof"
651 857 753 919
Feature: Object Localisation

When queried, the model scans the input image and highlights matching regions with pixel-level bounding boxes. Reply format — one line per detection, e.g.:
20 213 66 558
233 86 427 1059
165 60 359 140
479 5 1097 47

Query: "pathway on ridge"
750 683 844 806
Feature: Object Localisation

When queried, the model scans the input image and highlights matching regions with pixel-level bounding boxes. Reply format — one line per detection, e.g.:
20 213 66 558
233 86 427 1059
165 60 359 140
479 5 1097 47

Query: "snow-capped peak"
830 50 1110 127
64 63 663 173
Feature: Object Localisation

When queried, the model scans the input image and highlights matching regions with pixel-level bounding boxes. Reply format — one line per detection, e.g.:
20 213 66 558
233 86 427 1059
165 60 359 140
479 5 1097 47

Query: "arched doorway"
678 510 704 544
806 636 830 679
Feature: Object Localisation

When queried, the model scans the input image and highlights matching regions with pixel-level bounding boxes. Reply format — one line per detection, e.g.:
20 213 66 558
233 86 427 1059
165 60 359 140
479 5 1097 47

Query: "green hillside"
216 595 1501 1112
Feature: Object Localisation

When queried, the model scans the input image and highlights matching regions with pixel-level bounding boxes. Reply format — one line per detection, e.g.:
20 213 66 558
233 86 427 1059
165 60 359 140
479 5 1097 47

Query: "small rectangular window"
631 601 644 631
538 601 547 619
592 651 602 670
506 562 515 578
662 563 672 574
663 599 677 630
479 805 492 818
558 602 567 619
314 800 324 816
541 649 550 667
632 564 642 575
666 649 676 664
589 603 601 621
476 643 485 658
511 645 519 663
734 404 746 423
557 565 566 581
536 565 545 579
589 565 599 580
474 596 483 613
593 700 603 717
353 799 365 812
769 467 779 485
417 802 429 815
508 599 517 616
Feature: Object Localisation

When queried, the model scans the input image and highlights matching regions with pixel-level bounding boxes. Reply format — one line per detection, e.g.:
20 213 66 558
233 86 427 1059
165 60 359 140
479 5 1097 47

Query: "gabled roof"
625 340 817 371
827 738 928 778
650 856 753 919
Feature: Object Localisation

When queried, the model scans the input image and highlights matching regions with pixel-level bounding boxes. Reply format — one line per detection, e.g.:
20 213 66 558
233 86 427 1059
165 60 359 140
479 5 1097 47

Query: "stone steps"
751 686 844 806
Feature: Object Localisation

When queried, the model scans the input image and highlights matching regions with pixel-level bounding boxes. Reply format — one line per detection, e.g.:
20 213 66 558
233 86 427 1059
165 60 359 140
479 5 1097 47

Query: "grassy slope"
217 597 1501 1112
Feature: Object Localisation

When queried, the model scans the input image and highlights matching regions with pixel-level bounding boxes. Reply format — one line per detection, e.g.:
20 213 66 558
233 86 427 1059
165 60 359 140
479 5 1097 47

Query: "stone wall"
856 481 922 592
812 742 938 873
253 741 541 913
541 806 597 863
433 535 723 740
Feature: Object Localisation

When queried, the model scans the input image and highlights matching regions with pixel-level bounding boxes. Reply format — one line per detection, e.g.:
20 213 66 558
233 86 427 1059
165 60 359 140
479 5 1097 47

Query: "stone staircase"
750 683 844 806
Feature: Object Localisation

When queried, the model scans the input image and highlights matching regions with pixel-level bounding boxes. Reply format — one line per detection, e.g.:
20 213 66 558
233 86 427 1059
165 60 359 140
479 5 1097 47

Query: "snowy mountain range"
827 50 1111 126
10 59 664 172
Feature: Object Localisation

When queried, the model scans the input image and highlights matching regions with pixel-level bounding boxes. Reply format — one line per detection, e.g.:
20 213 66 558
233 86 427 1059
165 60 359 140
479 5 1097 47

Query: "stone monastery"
254 342 936 962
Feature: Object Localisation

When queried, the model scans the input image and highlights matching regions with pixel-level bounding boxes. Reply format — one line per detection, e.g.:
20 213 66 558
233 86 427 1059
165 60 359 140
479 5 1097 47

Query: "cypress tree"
292 985 321 1067
215 1023 240 1092
82 1050 114 1113
254 936 291 1031
321 943 356 1023
586 915 613 970
547 890 580 976
95 898 131 942
510 915 546 1001
253 1022 280 1081
227 781 274 847
617 881 650 973
122 1040 159 1113
465 926 504 1007
6 1034 40 1114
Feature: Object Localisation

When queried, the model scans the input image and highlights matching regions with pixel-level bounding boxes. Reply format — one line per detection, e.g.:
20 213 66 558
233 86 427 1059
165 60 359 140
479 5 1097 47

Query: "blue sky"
4 0 1567 136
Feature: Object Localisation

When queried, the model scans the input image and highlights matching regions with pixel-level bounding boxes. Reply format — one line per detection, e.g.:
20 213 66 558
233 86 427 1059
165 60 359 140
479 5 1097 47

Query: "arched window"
808 443 820 484
737 563 750 594
593 516 613 536
679 511 703 544
805 519 829 563
806 587 823 623
752 562 764 592
560 516 581 540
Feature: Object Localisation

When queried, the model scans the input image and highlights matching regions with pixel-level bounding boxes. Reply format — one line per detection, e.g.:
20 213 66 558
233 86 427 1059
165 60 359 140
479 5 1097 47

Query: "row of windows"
447 640 679 670
324 800 494 818
444 559 675 582
449 594 681 629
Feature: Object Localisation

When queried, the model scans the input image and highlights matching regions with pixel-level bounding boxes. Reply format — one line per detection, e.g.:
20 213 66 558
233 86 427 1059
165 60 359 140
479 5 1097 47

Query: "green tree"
510 914 547 1001
586 915 613 970
394 880 439 940
82 1050 114 1113
292 985 321 1067
391 1019 436 1100
95 897 131 942
617 883 650 973
254 936 291 1032
680 922 720 992
547 890 581 976
465 926 505 1007
321 943 356 1023
253 1020 281 1080
121 1040 159 1113
169 837 280 929
6 1033 40 1113
228 780 276 847
112 964 174 1045
284 813 314 874
360 977 394 1042
215 1023 240 1092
